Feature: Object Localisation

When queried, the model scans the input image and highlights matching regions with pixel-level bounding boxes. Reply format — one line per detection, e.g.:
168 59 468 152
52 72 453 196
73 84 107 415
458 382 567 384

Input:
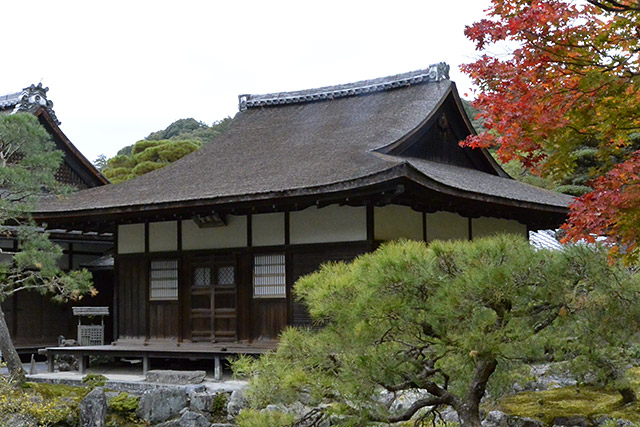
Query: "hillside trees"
233 237 640 426
101 139 201 183
461 0 640 256
0 113 93 383
101 117 231 183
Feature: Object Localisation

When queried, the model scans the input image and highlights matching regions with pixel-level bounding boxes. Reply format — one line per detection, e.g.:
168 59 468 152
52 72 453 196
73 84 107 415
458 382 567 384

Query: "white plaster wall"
252 213 285 247
118 224 145 254
472 217 527 239
149 221 178 252
182 215 247 250
374 205 423 241
290 205 366 244
426 212 469 242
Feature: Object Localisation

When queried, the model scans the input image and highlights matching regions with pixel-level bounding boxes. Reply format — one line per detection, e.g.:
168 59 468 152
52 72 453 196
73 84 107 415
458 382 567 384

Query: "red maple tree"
462 0 640 258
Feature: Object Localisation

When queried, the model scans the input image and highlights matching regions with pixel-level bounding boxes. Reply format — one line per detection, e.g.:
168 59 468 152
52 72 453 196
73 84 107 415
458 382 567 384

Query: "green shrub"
211 392 228 415
82 374 107 388
235 408 295 427
108 392 141 424
0 378 81 425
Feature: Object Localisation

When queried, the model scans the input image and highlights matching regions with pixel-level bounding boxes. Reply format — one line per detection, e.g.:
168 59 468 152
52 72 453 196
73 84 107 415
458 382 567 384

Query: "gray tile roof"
0 91 21 109
529 229 563 250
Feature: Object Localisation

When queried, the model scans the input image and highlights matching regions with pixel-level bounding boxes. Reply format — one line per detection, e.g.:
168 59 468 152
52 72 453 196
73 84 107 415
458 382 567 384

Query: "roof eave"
35 108 110 186
35 163 568 230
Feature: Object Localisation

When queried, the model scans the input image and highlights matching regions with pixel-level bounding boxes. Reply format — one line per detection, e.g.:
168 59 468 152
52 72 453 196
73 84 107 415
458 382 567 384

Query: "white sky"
0 0 492 161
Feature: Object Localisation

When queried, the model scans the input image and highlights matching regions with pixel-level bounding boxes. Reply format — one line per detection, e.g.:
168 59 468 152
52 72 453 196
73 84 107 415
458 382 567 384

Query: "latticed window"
253 254 286 298
150 259 179 300
218 266 235 287
193 267 211 287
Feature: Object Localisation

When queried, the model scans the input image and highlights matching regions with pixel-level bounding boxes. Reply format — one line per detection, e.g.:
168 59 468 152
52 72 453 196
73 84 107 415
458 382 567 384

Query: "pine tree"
0 113 93 384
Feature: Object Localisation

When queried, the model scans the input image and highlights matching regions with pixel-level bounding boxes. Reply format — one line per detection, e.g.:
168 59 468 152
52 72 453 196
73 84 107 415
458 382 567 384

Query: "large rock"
155 410 210 427
136 388 188 424
226 388 249 419
79 387 107 427
145 369 207 385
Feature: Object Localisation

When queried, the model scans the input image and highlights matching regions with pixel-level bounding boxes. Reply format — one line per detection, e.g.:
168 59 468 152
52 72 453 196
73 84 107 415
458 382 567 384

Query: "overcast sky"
1 1 492 161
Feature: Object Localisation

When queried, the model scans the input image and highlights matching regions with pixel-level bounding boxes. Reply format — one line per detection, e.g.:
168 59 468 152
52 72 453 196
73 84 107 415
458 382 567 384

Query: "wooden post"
79 354 88 374
143 354 150 374
29 354 37 375
214 356 222 381
47 353 54 373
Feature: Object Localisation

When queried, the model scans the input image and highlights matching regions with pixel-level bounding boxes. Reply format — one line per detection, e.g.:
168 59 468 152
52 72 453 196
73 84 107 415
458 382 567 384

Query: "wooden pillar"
214 356 222 381
143 354 150 374
79 354 89 374
47 353 54 373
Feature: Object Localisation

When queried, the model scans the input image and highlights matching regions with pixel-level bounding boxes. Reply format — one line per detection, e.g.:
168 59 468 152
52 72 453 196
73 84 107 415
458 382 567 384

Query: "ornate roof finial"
13 83 60 125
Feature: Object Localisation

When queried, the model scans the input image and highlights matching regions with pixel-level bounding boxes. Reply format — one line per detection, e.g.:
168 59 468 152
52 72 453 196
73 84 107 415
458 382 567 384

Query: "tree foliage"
0 113 94 383
102 139 201 183
461 0 640 257
233 237 640 426
103 117 231 183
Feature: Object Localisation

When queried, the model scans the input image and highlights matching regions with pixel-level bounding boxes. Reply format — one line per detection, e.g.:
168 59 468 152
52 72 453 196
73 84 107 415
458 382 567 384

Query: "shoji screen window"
150 259 179 300
253 254 286 298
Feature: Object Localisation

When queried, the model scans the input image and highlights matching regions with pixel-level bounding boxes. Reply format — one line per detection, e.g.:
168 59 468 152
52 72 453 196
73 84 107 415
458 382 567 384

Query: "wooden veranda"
40 340 278 380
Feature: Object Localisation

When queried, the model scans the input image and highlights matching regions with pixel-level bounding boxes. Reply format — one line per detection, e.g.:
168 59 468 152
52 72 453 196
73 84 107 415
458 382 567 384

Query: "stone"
145 369 207 385
508 416 545 427
155 410 210 427
263 403 286 413
389 389 432 414
3 413 37 427
527 363 577 391
226 388 249 419
483 410 509 427
190 390 215 412
137 388 188 424
440 406 460 423
79 387 107 427
551 416 589 427
595 417 635 427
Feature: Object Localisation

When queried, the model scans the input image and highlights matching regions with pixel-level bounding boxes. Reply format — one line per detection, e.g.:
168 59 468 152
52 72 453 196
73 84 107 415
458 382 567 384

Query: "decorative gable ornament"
13 83 61 125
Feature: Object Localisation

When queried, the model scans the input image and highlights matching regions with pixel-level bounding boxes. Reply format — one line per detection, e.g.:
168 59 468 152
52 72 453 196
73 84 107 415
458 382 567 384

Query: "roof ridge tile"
238 62 450 111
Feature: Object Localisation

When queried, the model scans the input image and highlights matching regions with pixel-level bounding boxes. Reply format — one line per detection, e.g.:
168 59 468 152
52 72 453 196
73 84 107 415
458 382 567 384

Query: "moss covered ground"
496 367 640 424
497 386 640 424
0 379 144 426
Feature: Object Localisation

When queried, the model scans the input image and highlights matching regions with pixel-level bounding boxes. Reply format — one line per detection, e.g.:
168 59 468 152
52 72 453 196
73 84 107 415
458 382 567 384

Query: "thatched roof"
35 65 573 228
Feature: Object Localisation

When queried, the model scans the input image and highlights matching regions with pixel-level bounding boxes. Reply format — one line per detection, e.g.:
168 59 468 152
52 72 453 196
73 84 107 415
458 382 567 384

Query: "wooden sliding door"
187 256 238 342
